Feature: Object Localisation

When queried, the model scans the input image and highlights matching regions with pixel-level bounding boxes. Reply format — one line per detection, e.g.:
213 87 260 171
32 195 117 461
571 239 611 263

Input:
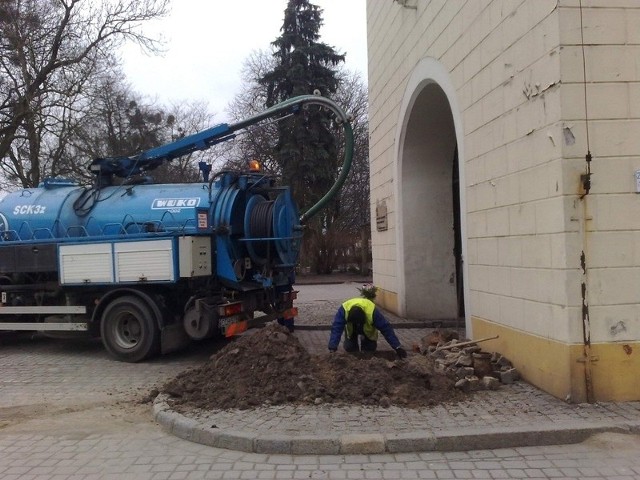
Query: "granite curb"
152 395 640 455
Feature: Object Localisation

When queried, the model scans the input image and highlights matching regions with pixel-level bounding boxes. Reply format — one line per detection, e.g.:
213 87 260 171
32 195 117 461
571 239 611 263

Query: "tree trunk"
360 222 370 275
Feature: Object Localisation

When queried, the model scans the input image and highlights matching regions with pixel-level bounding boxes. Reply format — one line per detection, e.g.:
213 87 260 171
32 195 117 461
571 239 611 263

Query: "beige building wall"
366 0 640 402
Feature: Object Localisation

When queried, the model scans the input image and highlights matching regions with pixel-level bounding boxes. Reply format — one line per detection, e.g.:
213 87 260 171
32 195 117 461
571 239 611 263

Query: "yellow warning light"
248 159 261 172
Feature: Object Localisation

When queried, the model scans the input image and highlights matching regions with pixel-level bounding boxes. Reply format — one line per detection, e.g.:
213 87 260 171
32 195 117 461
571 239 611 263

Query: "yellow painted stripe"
471 317 640 403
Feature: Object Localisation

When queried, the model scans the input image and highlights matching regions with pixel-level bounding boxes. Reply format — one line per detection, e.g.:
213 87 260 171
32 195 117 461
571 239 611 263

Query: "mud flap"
160 322 191 354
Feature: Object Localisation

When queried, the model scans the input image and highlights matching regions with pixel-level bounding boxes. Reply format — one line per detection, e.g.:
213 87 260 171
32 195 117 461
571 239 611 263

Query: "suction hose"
228 94 355 224
299 121 354 224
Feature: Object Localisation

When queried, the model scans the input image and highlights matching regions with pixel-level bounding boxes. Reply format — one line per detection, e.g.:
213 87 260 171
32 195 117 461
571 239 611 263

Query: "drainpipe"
577 183 594 403
576 0 595 403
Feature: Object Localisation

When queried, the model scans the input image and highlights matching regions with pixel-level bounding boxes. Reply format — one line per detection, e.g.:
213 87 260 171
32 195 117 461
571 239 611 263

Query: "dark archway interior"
401 82 463 320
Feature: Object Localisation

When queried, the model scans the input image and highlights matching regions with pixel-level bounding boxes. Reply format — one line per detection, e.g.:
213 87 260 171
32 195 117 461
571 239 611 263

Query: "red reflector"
219 302 243 317
282 307 298 319
225 320 248 337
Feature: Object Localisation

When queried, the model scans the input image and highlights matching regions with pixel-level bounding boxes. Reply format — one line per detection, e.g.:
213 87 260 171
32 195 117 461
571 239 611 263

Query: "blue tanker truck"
0 95 354 361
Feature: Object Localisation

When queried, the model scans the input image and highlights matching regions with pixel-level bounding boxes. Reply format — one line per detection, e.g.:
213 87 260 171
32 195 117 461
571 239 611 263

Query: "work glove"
395 347 407 359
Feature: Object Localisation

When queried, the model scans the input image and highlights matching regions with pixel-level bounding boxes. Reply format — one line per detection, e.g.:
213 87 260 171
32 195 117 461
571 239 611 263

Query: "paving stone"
340 434 385 454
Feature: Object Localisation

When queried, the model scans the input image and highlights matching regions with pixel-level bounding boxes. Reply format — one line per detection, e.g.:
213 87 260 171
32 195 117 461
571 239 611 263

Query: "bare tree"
151 99 223 183
331 69 370 273
333 69 370 233
61 63 220 185
224 49 281 175
0 0 169 188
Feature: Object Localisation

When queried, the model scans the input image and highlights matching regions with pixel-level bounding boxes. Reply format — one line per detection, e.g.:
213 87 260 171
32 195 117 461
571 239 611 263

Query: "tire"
100 295 160 362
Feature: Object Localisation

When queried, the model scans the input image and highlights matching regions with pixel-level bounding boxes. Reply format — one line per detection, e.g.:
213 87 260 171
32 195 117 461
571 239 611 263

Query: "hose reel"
244 193 300 267
246 197 277 265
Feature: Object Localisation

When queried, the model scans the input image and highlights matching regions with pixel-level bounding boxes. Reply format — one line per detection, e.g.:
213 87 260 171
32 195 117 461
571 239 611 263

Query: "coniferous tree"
260 0 346 273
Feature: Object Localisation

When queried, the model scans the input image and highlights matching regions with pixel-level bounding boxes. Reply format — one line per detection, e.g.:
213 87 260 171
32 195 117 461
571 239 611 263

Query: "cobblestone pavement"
1 427 640 479
1 282 640 478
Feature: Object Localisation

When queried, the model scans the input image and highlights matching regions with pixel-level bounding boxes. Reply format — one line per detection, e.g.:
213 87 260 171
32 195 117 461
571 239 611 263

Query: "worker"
328 297 408 359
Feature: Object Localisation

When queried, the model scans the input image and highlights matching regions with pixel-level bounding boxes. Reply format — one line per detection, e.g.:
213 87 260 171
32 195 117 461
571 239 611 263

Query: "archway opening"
400 82 463 321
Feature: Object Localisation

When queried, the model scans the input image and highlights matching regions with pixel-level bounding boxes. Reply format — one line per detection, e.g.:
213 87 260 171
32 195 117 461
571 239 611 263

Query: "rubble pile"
161 323 466 411
415 330 520 392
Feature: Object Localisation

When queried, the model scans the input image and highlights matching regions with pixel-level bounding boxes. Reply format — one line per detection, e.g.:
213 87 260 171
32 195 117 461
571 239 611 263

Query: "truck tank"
0 174 300 283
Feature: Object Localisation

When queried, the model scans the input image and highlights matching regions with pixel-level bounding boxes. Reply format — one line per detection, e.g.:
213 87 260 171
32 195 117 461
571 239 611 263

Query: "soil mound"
161 323 466 412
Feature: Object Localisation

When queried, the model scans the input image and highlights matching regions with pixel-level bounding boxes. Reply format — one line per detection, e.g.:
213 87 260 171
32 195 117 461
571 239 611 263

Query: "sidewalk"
154 326 640 455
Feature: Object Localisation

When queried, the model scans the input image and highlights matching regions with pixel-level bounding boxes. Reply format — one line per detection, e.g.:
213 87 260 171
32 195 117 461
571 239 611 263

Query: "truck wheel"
100 295 160 362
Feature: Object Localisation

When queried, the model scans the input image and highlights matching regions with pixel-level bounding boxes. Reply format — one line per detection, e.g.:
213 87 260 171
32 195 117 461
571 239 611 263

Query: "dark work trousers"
277 317 294 332
344 334 377 352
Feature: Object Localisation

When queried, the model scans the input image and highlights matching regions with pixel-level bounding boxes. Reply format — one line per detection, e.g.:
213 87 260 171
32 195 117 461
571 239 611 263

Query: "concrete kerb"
152 395 640 455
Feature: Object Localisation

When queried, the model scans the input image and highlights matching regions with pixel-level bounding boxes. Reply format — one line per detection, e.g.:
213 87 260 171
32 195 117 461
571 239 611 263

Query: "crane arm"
89 94 354 223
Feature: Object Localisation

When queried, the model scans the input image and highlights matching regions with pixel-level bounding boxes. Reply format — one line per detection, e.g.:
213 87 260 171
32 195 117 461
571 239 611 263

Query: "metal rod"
434 335 499 352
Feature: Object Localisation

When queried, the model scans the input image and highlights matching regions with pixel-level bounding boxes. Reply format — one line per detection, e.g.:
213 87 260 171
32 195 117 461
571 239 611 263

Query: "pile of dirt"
161 323 466 412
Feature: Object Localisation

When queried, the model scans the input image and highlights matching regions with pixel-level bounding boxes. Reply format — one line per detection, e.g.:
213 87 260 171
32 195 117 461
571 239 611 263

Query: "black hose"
249 200 275 261
73 187 100 217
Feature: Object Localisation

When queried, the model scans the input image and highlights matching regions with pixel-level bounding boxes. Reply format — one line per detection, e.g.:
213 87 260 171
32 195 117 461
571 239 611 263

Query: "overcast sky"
119 0 367 122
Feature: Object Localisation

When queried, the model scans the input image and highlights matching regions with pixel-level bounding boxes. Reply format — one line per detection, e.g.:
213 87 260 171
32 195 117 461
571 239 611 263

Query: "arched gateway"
395 58 468 328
